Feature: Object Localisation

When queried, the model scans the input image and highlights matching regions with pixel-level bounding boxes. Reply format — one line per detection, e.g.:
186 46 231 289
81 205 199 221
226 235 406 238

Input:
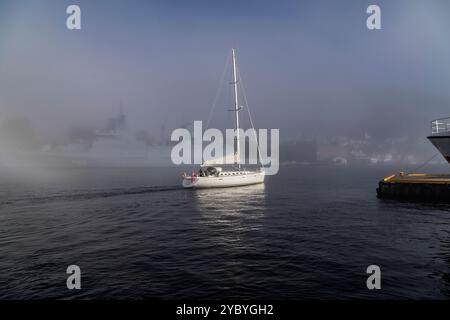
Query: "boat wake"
1 185 183 206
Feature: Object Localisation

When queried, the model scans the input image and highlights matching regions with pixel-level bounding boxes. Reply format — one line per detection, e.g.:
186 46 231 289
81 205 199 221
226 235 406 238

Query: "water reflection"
377 199 450 213
191 183 298 282
194 183 265 211
193 184 267 230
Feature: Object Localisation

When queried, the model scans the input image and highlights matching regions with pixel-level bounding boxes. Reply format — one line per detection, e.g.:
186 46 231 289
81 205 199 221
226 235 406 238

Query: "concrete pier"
377 173 450 203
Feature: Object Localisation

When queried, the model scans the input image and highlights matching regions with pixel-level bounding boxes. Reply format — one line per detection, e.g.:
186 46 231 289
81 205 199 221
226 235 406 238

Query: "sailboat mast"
231 48 241 169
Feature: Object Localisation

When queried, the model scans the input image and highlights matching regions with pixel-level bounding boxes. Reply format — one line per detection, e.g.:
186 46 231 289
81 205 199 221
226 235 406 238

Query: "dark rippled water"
1 164 450 299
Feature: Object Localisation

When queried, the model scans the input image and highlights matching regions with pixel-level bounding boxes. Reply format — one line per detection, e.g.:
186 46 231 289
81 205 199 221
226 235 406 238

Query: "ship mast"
231 48 241 169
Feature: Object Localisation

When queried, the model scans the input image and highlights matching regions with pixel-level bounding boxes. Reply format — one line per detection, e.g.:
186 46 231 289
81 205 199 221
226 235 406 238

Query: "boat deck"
377 173 450 202
382 173 450 184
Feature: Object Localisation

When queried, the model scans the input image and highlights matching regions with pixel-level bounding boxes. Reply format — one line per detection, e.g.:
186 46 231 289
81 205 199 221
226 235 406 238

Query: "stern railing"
431 117 450 135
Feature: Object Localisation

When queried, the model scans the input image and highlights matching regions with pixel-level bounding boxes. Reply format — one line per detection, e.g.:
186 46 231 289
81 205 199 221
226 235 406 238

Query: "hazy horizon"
1 0 450 147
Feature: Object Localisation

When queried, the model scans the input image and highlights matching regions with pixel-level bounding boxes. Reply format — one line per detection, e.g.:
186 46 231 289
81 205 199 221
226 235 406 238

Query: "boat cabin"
198 166 222 177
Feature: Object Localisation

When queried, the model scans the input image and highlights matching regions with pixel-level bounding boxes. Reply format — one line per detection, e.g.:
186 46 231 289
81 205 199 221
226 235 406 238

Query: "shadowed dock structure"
377 173 450 203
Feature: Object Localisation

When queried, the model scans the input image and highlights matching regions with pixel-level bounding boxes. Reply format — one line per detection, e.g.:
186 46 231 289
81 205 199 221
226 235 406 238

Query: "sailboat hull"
182 171 265 189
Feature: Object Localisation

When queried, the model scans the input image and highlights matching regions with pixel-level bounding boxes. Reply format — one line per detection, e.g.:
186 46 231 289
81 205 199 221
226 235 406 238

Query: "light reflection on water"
194 184 266 218
193 184 267 254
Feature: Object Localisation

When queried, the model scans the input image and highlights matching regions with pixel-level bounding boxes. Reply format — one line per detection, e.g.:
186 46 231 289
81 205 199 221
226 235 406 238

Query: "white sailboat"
182 49 265 189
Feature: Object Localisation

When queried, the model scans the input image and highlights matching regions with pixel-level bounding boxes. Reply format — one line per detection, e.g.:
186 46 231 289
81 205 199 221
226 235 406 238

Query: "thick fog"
1 0 450 167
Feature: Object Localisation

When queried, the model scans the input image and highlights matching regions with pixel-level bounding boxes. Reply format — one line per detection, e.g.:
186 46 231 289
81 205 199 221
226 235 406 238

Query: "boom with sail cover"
202 153 239 166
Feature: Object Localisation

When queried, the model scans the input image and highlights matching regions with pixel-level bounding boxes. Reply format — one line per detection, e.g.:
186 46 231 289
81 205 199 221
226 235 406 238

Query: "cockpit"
198 166 222 177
